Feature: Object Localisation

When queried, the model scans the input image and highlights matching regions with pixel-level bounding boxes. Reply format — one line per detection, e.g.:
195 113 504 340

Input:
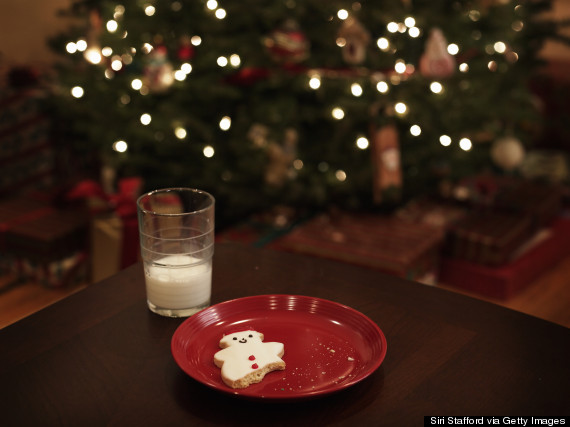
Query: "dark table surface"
1 242 568 426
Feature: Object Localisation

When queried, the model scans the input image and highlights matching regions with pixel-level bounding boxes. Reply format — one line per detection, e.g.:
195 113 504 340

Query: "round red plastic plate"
171 294 387 400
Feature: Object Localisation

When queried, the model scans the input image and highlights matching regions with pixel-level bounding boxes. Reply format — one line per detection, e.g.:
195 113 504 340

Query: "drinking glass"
137 188 215 317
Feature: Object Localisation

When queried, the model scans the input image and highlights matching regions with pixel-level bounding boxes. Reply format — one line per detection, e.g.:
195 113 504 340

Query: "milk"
144 254 212 312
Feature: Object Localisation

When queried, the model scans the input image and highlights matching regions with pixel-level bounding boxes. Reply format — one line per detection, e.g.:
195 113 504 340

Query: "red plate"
171 294 387 400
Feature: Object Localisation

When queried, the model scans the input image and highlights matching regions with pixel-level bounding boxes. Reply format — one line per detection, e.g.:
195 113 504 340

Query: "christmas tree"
49 0 567 225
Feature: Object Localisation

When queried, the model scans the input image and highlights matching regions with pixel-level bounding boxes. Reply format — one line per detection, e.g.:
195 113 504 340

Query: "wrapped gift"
395 197 467 229
0 72 56 197
273 211 445 283
492 181 562 230
445 211 534 266
91 214 139 282
440 217 570 299
66 177 142 282
0 197 89 287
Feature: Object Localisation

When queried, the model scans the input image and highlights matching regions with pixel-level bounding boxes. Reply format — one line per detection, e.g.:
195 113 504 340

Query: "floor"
1 254 569 330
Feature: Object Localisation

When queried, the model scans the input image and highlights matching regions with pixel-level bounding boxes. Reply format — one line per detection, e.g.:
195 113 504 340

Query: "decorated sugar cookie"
213 330 285 389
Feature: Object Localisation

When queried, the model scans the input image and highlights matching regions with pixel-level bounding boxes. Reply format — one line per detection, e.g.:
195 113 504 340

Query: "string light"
309 75 321 89
191 36 202 46
293 159 304 170
215 8 226 19
71 86 84 98
101 47 113 57
336 37 346 48
335 170 347 181
356 136 369 149
174 70 187 81
410 125 421 136
439 135 452 146
230 54 241 67
408 27 420 38
106 20 118 33
140 113 152 125
217 56 228 67
122 53 133 65
394 60 407 74
174 127 187 139
144 5 156 16
84 48 102 64
219 116 231 130
494 41 507 54
337 9 349 20
66 42 77 54
387 22 398 33
76 40 87 52
332 107 345 120
395 102 407 114
377 37 389 51
351 83 363 97
459 63 469 72
111 58 123 71
512 21 524 32
459 137 472 151
114 5 125 19
203 145 215 158
404 17 416 27
141 43 153 54
206 0 217 10
468 10 481 21
430 81 443 94
447 44 459 55
131 79 143 90
113 140 128 152
376 81 389 93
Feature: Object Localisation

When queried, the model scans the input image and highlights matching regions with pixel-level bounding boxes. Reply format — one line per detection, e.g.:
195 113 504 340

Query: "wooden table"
1 243 568 425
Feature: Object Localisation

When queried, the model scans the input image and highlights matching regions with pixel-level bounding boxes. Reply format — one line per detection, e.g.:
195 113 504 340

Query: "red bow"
67 177 143 219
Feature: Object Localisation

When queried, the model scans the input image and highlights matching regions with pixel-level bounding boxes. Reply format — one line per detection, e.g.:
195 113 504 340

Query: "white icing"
214 331 285 383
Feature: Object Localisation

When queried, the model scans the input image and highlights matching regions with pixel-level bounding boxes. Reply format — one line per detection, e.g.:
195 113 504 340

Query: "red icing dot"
252 363 258 369
249 355 256 361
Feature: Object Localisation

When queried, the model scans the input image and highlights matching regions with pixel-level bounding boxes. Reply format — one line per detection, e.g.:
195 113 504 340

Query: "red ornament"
265 20 309 64
177 35 195 61
178 45 194 61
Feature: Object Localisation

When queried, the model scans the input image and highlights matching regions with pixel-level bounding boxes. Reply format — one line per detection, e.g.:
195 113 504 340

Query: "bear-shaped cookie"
214 330 285 389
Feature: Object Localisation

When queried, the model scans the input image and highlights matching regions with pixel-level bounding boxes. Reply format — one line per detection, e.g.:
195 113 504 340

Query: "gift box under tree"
0 68 58 197
0 197 89 287
273 211 445 283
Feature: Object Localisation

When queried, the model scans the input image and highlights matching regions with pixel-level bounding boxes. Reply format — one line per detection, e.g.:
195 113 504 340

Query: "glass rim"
137 187 215 217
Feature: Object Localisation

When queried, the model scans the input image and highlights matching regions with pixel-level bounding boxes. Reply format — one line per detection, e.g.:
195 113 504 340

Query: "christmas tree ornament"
419 28 455 78
337 17 371 65
247 123 270 148
84 9 104 65
177 35 195 61
264 20 309 64
265 128 298 187
143 45 174 92
491 136 526 171
371 124 402 203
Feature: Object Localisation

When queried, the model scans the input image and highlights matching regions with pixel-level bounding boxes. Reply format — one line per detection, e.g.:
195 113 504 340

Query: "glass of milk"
137 188 215 317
